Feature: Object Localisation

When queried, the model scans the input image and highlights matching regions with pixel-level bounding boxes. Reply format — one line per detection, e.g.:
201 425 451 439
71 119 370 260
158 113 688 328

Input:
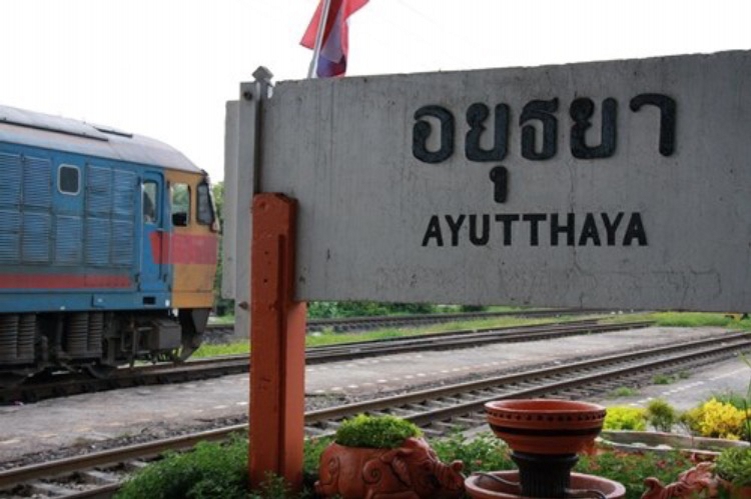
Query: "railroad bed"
0 318 646 404
1 326 750 497
205 307 615 341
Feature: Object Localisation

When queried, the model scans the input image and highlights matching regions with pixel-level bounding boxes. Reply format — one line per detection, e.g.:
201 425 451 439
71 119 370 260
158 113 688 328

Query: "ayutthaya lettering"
412 94 676 164
421 212 647 248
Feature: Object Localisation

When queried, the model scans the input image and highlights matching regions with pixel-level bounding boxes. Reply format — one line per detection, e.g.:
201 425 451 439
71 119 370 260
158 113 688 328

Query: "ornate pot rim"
485 399 607 455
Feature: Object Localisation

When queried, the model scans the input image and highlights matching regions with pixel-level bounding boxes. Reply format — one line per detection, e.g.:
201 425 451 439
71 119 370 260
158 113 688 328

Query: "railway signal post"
250 193 306 489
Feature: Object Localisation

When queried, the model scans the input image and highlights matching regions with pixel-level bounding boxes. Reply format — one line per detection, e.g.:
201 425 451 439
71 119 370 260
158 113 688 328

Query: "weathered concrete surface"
248 51 751 311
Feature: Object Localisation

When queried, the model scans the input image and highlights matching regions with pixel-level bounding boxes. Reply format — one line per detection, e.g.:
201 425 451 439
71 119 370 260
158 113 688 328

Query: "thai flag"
301 0 369 78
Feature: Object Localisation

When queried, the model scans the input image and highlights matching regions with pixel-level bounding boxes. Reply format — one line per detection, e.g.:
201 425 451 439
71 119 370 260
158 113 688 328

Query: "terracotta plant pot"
480 399 610 498
485 399 607 455
315 437 465 499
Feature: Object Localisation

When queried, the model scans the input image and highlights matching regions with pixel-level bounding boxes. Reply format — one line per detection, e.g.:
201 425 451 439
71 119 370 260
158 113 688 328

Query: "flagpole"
307 0 333 78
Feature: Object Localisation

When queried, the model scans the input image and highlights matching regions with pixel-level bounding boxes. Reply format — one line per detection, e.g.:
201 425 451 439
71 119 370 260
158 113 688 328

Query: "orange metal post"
249 193 307 490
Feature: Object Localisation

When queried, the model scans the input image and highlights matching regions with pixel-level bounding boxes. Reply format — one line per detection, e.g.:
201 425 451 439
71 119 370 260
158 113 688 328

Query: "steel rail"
1 331 748 495
206 308 616 336
305 320 653 360
1 319 648 404
304 332 751 425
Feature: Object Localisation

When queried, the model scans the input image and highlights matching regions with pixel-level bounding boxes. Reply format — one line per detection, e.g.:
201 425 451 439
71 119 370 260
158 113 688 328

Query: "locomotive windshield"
196 182 214 226
143 181 158 223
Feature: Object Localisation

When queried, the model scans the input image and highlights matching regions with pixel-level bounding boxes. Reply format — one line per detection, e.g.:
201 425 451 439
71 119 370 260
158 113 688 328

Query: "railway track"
1 330 750 497
206 307 615 339
1 319 648 404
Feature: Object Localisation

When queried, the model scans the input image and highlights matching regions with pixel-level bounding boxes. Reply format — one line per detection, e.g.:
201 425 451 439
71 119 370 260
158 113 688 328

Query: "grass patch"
608 386 639 398
193 342 250 357
194 315 593 358
652 312 738 328
605 311 750 330
652 373 676 385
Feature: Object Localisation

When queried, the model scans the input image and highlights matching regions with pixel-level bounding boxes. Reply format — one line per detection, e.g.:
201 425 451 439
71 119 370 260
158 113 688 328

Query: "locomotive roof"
0 104 203 174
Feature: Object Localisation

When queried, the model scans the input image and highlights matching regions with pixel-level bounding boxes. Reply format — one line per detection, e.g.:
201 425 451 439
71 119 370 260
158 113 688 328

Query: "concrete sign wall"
242 51 751 311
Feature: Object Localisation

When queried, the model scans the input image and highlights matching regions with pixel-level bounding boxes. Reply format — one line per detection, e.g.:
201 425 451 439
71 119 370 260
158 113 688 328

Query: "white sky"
2 0 750 182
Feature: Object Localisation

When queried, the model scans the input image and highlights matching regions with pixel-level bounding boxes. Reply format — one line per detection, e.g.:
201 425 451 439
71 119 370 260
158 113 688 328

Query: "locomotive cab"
0 105 219 386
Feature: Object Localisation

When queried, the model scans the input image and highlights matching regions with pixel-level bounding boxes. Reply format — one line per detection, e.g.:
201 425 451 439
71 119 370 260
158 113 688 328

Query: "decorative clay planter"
466 398 624 499
315 437 465 499
485 399 607 455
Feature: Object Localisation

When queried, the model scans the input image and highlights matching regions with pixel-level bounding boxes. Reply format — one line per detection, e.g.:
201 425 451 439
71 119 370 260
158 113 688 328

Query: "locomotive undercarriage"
0 309 208 387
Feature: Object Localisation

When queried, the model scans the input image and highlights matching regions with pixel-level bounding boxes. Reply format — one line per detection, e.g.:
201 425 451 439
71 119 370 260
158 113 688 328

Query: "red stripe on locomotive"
149 233 218 265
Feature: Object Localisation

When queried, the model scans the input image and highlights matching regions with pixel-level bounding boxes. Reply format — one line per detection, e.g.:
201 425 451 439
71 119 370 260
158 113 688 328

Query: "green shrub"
118 437 329 499
302 437 332 486
307 301 437 319
609 386 639 398
645 399 677 432
681 399 747 440
604 406 647 430
713 390 750 411
652 373 675 385
117 437 248 499
430 431 513 475
715 447 751 486
334 414 423 448
577 450 694 499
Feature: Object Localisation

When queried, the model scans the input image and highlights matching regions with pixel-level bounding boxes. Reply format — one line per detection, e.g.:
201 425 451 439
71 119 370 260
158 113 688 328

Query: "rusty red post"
249 193 306 490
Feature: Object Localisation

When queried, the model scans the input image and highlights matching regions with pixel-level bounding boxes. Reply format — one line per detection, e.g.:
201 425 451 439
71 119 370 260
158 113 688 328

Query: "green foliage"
211 181 234 316
609 386 639 398
651 373 676 385
652 312 736 328
715 447 751 486
302 437 332 484
742 353 751 401
247 473 292 499
334 414 422 448
116 427 713 499
307 301 437 319
118 437 329 499
604 406 647 431
712 390 750 412
117 437 248 499
576 450 694 499
193 342 249 357
645 399 677 432
430 431 514 475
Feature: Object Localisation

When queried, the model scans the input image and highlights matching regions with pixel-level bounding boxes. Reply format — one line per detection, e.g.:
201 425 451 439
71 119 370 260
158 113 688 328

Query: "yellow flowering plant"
683 398 746 440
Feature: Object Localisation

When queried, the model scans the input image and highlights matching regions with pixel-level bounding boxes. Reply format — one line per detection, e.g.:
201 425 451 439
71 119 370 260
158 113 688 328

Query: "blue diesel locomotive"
0 105 219 386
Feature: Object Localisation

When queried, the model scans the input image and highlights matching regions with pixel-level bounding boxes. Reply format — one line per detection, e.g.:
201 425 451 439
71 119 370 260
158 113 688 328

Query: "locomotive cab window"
171 182 190 227
142 181 158 224
196 182 215 226
58 165 80 195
